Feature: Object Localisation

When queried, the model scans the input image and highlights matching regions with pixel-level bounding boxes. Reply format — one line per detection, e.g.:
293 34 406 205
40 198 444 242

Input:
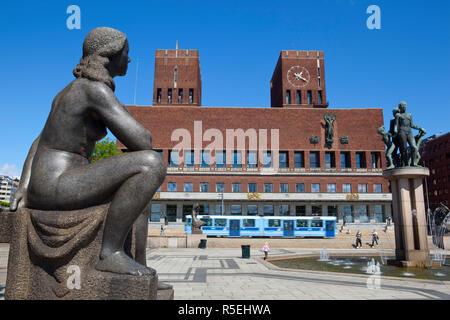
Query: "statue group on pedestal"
377 101 426 169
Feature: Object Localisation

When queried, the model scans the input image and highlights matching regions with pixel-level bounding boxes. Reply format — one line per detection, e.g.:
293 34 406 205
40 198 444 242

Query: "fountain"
318 247 330 261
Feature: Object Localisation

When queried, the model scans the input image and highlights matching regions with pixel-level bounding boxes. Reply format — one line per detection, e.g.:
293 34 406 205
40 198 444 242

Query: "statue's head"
398 101 407 113
73 27 130 91
377 126 386 135
392 108 399 116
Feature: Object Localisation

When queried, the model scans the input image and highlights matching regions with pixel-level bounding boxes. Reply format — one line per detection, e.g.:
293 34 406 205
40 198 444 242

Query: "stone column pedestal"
383 167 432 268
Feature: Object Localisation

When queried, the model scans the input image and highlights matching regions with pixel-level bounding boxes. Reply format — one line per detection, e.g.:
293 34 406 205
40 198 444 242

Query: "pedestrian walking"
263 242 270 260
160 223 166 236
355 230 363 248
371 229 379 247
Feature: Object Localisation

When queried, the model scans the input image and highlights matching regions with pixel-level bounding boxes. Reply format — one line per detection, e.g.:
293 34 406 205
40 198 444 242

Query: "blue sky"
1 0 449 177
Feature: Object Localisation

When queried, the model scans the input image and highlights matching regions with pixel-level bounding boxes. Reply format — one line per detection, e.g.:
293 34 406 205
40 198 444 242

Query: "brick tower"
153 42 201 106
270 50 327 108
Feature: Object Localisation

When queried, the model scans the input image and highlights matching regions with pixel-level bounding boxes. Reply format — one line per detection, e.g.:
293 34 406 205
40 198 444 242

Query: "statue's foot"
96 251 157 276
386 165 394 170
158 281 173 290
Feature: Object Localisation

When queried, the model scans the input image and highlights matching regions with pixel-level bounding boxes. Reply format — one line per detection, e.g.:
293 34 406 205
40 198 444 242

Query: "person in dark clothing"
355 230 363 248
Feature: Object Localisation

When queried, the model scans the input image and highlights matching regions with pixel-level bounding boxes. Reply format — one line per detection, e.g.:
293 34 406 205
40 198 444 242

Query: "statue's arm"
87 83 152 151
10 134 41 211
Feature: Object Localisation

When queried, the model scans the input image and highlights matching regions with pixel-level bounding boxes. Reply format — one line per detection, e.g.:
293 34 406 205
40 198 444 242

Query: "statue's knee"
139 150 166 182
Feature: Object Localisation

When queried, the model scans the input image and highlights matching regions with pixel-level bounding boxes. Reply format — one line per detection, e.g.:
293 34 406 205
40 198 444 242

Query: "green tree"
90 137 122 163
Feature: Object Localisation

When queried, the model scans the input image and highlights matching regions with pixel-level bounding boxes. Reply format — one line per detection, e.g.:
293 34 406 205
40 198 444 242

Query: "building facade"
119 48 392 227
0 175 19 203
419 132 450 212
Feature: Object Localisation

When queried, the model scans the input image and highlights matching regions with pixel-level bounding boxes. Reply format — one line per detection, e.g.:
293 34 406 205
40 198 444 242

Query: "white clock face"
287 66 310 88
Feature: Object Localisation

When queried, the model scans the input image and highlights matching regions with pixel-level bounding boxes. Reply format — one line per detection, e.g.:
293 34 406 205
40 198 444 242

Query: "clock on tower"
270 50 327 108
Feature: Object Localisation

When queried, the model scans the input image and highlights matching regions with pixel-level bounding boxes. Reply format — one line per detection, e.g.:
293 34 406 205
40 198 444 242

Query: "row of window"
150 203 387 223
166 182 383 193
160 150 382 169
286 90 323 105
156 88 195 104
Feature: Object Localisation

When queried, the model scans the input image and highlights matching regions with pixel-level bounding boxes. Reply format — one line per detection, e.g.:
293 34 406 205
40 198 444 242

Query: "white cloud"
0 163 21 178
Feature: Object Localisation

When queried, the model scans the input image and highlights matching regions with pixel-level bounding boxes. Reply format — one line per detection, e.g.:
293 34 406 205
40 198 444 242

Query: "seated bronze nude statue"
10 27 167 282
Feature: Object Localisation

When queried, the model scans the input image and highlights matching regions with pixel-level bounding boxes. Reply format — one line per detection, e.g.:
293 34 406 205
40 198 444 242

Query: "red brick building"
119 48 392 227
419 132 450 212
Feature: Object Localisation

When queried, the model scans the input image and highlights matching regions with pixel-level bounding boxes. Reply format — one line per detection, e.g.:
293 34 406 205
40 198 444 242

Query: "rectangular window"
312 206 322 216
296 90 301 104
296 183 305 193
343 183 352 193
264 205 274 216
310 152 320 168
231 204 242 215
184 182 193 192
201 150 210 167
268 218 280 227
215 218 227 227
307 90 312 104
358 205 369 223
178 88 183 103
286 90 291 104
169 150 179 167
296 206 306 216
294 152 305 168
318 90 323 104
200 204 209 214
279 151 289 168
247 151 257 168
280 183 289 193
356 152 366 168
243 219 256 227
327 183 336 193
247 204 258 215
232 151 242 168
200 218 212 226
374 184 383 193
328 205 337 217
311 183 321 193
166 205 177 222
248 183 257 193
168 88 172 103
264 183 273 193
216 183 225 193
358 184 368 193
215 151 225 167
311 220 323 228
200 182 209 192
374 205 384 223
232 183 241 193
150 204 161 222
371 152 381 168
168 182 177 192
182 205 193 222
297 219 308 227
215 204 224 215
157 88 162 103
344 205 353 223
340 152 351 168
262 151 272 168
184 150 194 167
189 89 194 103
325 152 335 168
279 205 290 215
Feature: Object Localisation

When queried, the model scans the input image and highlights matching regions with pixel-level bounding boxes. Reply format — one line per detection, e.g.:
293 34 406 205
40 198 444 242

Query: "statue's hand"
10 188 26 212
420 128 426 134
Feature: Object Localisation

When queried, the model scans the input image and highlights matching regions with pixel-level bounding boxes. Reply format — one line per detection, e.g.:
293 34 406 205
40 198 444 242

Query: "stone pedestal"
383 167 432 268
187 234 207 248
5 206 174 300
0 210 13 243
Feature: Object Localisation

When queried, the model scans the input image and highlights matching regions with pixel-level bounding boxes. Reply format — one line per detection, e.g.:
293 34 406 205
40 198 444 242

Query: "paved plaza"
2 243 448 300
